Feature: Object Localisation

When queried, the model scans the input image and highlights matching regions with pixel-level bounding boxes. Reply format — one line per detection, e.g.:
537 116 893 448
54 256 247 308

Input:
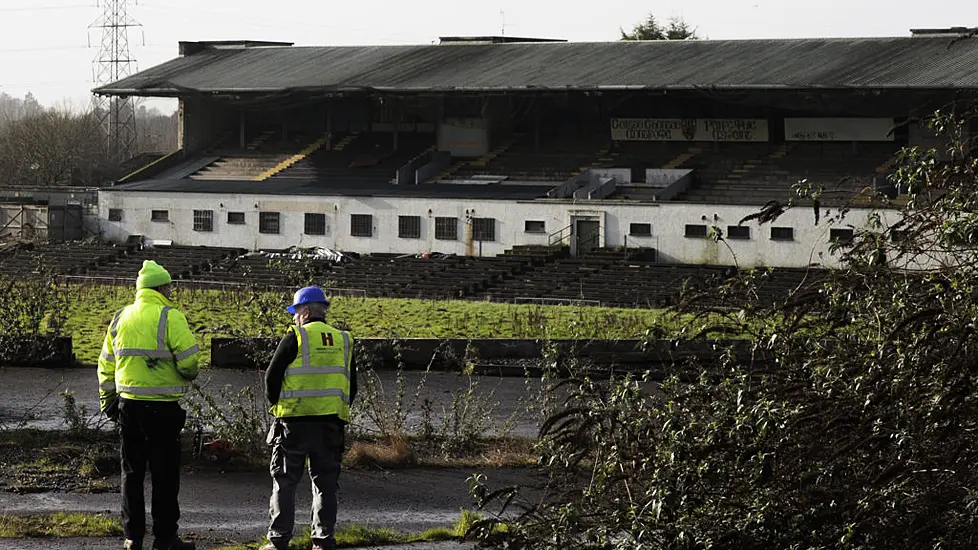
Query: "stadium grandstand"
90 29 977 271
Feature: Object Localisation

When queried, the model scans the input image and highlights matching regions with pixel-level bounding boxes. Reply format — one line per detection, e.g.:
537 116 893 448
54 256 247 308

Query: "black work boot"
151 536 196 550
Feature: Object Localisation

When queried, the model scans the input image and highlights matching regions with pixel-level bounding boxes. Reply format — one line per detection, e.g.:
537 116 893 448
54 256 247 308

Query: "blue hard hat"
287 286 330 314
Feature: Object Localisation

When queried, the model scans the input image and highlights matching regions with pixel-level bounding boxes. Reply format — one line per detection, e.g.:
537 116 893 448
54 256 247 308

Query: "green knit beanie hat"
136 260 172 290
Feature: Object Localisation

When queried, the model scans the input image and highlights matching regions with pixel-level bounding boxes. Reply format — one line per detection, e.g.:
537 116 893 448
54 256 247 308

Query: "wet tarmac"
0 467 534 549
0 368 548 437
0 367 546 548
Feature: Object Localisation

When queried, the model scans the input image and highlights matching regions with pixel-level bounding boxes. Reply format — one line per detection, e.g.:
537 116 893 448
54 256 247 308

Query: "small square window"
108 209 123 222
685 224 708 238
435 217 457 240
259 212 280 234
227 212 245 225
399 215 422 239
629 223 652 236
727 225 750 240
830 228 854 244
524 220 546 233
351 214 372 237
305 213 327 236
472 217 495 241
151 210 168 222
193 210 214 232
771 227 794 241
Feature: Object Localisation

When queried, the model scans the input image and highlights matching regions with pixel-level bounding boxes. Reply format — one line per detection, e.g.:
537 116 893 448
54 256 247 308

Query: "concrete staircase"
254 134 330 181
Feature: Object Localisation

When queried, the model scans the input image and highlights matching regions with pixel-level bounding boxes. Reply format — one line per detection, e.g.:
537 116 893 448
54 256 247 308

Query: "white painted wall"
98 190 891 268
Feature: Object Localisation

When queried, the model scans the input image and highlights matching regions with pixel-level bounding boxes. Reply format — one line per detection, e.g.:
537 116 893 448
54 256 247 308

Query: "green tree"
621 14 697 41
468 107 978 548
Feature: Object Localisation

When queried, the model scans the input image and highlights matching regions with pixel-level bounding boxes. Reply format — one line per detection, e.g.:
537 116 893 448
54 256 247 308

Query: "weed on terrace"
61 283 677 364
215 509 487 549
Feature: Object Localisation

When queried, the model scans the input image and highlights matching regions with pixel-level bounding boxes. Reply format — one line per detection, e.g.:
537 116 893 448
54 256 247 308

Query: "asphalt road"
0 467 536 549
0 367 548 437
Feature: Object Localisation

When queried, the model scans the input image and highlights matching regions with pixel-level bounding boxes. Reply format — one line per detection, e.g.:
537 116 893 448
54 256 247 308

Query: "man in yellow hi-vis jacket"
261 286 356 550
98 260 200 550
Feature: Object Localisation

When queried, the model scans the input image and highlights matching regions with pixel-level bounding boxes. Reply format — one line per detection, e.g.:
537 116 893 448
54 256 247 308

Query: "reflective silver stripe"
111 307 174 359
297 325 311 368
174 344 199 362
116 348 173 358
99 350 115 363
279 388 350 403
109 309 124 338
341 332 351 369
158 307 171 350
99 381 116 391
285 366 350 376
117 384 189 395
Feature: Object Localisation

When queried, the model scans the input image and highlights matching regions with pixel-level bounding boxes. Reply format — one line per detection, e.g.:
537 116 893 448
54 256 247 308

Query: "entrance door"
575 219 600 255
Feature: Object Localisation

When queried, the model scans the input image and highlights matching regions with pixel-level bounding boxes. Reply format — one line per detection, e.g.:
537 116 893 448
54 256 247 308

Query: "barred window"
151 210 168 222
108 209 123 222
193 210 213 232
629 223 652 236
771 227 794 241
435 217 457 240
397 216 421 239
685 224 708 238
830 228 854 244
259 212 280 234
472 217 495 241
350 214 372 237
227 212 245 225
727 225 750 240
305 213 327 236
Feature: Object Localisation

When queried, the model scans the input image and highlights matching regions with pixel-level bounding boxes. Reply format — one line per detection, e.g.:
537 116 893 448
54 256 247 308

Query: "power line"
137 3 425 40
0 45 89 54
0 80 93 89
0 4 92 12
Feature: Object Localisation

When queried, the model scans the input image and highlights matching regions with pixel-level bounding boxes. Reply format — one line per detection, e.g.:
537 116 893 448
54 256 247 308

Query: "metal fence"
58 275 368 299
513 296 602 307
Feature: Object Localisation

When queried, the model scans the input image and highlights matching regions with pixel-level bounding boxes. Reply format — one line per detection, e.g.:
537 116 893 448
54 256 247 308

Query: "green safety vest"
271 321 353 421
97 288 200 407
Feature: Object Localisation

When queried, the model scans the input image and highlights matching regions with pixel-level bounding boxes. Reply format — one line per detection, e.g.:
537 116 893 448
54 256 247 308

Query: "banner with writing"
784 118 895 141
610 118 769 142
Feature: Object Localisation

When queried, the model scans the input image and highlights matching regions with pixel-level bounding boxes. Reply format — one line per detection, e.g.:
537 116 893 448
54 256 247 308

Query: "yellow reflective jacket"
271 321 352 421
97 288 200 410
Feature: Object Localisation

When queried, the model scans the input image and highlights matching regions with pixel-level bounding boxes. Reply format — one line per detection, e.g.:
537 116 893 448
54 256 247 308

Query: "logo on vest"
320 332 335 347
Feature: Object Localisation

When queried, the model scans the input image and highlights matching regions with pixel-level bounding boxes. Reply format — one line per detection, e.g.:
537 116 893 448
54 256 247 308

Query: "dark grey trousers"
267 419 344 546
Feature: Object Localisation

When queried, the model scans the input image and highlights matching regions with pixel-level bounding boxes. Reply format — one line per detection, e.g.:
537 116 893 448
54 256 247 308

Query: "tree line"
0 92 178 188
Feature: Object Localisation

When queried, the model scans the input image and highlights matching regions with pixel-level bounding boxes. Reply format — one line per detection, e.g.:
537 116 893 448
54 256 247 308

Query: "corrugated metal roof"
94 36 978 96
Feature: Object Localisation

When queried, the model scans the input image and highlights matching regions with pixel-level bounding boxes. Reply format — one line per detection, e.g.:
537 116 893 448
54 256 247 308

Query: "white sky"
1 0 977 111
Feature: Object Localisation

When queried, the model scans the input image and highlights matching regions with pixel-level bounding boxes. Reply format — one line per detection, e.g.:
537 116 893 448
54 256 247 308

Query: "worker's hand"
103 399 120 423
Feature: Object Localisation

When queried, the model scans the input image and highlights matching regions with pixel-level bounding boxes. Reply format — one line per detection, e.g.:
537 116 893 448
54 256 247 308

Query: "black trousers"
119 399 187 542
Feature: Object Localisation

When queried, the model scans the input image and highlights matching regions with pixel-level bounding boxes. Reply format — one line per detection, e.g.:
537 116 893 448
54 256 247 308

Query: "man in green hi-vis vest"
261 286 357 550
97 260 200 550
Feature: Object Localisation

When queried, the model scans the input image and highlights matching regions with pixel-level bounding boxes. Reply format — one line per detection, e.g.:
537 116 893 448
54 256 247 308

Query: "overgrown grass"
215 509 484 549
63 284 676 364
0 513 122 538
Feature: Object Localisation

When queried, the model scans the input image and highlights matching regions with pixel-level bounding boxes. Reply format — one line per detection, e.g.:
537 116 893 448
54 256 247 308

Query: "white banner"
785 118 894 142
610 118 768 142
